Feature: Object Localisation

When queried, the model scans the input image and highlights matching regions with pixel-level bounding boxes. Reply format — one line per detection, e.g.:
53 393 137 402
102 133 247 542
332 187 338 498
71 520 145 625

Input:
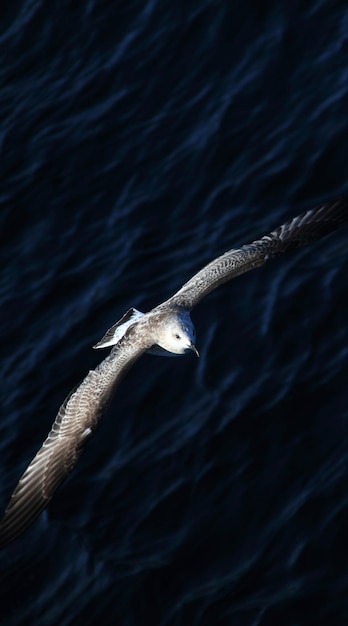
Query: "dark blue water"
1 1 348 624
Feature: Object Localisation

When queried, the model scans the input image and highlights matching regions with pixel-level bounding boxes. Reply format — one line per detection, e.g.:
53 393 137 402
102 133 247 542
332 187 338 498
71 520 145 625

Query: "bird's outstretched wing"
169 197 348 310
0 335 147 549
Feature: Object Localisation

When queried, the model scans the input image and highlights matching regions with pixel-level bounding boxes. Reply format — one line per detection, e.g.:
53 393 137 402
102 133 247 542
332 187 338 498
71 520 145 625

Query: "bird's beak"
190 343 200 357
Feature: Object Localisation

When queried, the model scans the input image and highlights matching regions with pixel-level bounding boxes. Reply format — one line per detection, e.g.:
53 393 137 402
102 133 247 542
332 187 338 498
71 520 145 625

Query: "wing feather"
169 197 348 310
0 337 147 549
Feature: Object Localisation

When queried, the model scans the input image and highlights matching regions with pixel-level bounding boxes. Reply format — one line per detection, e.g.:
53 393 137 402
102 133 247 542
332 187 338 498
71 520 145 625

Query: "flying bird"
0 197 347 548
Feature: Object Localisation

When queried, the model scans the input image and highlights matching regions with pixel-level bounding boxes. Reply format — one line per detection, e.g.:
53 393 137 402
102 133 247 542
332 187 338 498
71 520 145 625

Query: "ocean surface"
1 1 348 624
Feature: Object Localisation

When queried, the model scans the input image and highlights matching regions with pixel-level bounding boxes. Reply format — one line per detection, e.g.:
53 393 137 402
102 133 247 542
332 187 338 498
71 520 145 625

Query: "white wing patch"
81 427 92 438
93 308 144 349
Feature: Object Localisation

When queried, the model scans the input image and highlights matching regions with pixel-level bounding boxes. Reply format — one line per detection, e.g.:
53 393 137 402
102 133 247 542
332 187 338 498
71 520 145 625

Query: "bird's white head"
156 312 198 357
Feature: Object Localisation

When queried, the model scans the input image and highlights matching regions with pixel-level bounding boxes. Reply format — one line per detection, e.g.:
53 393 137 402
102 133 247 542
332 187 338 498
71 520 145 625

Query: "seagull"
0 197 347 548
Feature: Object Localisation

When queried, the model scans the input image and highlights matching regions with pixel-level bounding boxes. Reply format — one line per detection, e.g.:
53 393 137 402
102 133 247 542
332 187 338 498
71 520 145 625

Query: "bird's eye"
175 333 180 340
